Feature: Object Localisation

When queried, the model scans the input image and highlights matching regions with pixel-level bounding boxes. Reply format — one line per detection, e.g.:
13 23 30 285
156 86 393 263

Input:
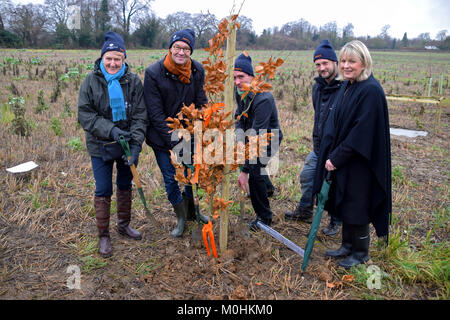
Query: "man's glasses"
172 45 191 54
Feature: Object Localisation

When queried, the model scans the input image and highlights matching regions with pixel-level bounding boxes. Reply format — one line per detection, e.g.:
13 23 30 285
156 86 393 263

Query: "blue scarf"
100 61 126 122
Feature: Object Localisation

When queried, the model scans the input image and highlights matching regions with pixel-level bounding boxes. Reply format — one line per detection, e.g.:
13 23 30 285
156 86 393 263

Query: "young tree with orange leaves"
143 28 211 238
167 15 284 242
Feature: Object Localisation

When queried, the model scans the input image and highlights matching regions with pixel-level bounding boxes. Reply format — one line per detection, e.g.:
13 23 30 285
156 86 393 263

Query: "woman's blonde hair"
338 40 372 82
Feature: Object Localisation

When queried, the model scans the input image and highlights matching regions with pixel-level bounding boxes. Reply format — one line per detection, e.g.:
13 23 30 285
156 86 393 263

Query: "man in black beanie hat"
234 53 283 232
285 39 342 236
144 28 209 238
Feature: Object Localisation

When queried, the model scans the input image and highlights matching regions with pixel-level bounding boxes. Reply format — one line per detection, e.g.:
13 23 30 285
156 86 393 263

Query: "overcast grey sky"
13 0 450 39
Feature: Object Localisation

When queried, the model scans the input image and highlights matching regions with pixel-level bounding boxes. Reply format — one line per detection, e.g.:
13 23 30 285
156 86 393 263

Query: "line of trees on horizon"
1 0 449 51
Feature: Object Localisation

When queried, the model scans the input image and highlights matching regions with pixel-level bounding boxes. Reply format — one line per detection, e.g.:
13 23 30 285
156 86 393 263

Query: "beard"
321 66 337 81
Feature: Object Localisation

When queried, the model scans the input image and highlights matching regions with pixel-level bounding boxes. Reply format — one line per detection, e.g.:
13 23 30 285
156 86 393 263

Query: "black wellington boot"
325 222 352 258
338 224 370 269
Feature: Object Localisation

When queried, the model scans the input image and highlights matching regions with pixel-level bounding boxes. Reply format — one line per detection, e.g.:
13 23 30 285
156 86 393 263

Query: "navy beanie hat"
101 31 126 58
234 53 254 77
169 29 195 53
313 39 337 62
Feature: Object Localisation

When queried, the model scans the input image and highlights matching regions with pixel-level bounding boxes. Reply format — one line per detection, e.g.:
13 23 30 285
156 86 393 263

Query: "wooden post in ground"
220 16 237 253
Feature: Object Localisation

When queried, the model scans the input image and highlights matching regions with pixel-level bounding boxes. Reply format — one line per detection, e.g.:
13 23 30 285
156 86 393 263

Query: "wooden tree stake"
220 16 237 253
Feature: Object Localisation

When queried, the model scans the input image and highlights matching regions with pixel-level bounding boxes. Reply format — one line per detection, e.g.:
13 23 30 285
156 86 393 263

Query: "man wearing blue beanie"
285 39 342 237
234 53 283 232
234 53 255 77
144 28 209 238
169 28 196 54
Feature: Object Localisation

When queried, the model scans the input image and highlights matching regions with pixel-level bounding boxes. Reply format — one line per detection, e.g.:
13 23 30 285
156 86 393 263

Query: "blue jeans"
153 149 192 206
91 157 133 197
299 151 341 224
299 151 317 209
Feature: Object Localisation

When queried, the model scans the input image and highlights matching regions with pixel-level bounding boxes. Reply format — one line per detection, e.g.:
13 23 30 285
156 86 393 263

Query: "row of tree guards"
428 74 445 97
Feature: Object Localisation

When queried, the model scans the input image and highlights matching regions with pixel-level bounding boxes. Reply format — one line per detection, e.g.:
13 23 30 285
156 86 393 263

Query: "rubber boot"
171 201 186 238
325 222 352 258
338 224 370 269
183 193 210 223
116 189 142 240
94 196 112 258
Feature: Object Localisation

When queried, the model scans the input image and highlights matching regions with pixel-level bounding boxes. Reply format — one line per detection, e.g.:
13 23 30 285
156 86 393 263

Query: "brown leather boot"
116 189 142 240
94 196 112 258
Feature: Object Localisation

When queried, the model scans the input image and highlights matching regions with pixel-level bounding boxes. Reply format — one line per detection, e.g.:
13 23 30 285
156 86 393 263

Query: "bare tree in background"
112 0 153 42
164 11 192 36
191 11 217 48
0 0 14 31
8 4 49 47
44 0 71 28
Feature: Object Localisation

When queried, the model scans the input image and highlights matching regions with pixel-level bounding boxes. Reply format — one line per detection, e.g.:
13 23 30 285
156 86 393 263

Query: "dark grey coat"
78 58 148 157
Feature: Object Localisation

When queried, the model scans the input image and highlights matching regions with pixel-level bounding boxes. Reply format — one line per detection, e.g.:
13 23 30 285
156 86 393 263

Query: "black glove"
122 144 141 167
110 127 131 143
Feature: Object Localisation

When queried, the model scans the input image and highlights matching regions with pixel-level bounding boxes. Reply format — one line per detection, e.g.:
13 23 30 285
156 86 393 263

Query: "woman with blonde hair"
313 40 392 268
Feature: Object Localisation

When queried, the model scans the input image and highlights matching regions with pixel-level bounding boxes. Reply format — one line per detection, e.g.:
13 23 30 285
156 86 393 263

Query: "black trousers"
248 161 273 221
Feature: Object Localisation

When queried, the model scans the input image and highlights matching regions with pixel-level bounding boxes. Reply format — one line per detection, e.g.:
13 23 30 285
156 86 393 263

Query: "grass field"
0 48 449 300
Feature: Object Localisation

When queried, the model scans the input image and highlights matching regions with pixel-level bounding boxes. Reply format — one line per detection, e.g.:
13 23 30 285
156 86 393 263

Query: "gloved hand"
122 144 141 167
110 127 131 143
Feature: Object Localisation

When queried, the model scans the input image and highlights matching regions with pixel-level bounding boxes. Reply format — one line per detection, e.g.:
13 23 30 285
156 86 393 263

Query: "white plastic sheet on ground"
6 161 39 173
390 128 428 138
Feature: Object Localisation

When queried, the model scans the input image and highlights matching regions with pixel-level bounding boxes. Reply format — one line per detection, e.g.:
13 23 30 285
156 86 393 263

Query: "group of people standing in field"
78 29 391 269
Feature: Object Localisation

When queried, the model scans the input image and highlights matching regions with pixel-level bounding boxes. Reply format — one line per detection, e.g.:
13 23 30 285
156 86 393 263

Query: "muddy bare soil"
0 75 448 301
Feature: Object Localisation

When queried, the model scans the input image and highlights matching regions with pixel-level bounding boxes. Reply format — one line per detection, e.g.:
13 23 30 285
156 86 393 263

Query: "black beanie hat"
101 31 127 58
313 39 337 62
234 53 254 77
169 29 196 54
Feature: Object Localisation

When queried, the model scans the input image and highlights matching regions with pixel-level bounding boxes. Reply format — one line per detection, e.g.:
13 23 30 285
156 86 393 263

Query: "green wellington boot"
171 201 187 237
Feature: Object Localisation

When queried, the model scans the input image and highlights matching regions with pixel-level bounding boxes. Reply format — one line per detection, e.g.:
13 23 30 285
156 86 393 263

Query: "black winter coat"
143 57 208 151
78 58 148 157
313 75 392 237
234 90 283 173
312 77 341 155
